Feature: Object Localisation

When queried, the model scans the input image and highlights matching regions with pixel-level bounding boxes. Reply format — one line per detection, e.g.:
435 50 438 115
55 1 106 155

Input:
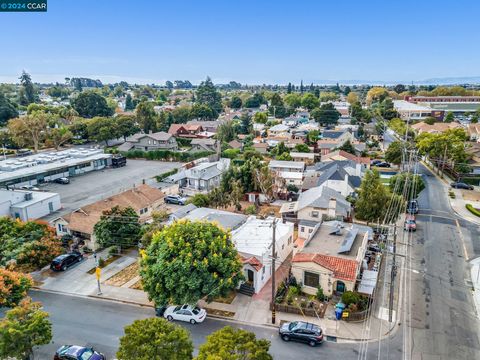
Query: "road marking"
455 219 469 261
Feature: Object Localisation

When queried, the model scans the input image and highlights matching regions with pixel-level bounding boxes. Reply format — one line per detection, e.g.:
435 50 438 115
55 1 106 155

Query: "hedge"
460 177 480 186
156 168 178 182
120 149 214 162
466 204 480 217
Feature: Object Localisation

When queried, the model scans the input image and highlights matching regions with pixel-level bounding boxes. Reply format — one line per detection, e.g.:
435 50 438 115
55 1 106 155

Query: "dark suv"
279 321 324 347
451 182 474 190
50 252 83 271
407 200 418 214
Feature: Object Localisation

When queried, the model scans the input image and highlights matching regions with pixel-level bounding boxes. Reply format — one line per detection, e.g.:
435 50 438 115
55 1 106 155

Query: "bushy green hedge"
121 149 214 162
461 177 480 186
156 168 178 182
466 204 480 217
176 137 192 147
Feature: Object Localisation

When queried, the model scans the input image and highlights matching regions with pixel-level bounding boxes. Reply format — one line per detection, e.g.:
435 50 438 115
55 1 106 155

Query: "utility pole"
271 217 277 325
389 225 397 322
441 144 448 178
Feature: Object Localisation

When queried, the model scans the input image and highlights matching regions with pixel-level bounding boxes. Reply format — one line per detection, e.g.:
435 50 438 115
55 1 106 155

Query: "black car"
374 162 391 168
54 177 70 184
450 182 474 190
279 321 324 347
54 345 105 360
407 200 418 214
164 194 187 205
371 159 382 166
50 252 83 271
155 305 168 317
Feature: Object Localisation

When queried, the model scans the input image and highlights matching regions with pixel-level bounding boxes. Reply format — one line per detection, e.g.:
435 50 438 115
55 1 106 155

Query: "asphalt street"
31 290 398 360
400 164 480 359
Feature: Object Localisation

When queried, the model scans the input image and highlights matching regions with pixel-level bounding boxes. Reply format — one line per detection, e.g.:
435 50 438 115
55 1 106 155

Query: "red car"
404 216 416 232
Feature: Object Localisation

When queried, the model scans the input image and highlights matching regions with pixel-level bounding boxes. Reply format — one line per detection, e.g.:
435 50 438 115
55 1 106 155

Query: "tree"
18 71 35 105
230 96 243 109
190 103 215 120
7 111 50 153
94 206 141 249
424 116 436 125
0 298 52 360
338 140 356 155
366 87 389 105
283 93 301 110
125 93 135 111
301 93 320 110
216 121 236 143
444 111 454 123
384 140 403 165
59 106 78 122
47 126 73 150
311 103 340 126
165 81 174 90
269 93 286 118
70 118 89 140
389 173 425 199
254 164 283 201
244 93 265 108
117 318 193 360
287 82 292 94
141 221 243 305
253 111 268 124
116 115 140 140
196 77 222 118
394 84 406 94
72 91 113 118
346 92 359 105
380 98 398 120
0 92 18 125
319 92 338 103
0 269 32 308
197 326 272 360
294 143 310 153
355 170 391 223
87 117 118 145
136 101 157 133
239 112 252 134
186 193 211 207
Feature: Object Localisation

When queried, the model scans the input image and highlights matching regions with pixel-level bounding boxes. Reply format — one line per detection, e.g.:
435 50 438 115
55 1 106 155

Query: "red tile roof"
240 255 263 271
292 253 358 282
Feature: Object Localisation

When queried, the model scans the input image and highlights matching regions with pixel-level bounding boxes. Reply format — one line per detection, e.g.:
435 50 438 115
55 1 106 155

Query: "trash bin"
335 307 343 320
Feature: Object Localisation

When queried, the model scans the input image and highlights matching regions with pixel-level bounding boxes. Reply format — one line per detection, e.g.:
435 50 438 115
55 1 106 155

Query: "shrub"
222 148 241 159
316 286 325 302
286 184 299 193
108 246 120 257
341 291 361 306
121 149 214 162
466 204 480 217
155 168 178 182
98 257 106 267
244 205 257 215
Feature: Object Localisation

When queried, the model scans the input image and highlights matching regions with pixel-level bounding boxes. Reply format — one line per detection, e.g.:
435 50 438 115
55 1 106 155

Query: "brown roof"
292 253 358 282
228 140 243 149
411 122 461 134
63 185 164 235
253 142 268 148
240 255 263 271
323 150 370 165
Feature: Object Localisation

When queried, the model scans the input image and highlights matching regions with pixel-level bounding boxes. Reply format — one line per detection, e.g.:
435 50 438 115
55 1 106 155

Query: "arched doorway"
246 269 254 284
336 281 346 293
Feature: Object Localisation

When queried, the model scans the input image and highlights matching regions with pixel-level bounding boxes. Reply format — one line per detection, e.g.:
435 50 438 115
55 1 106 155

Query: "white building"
232 216 294 294
268 160 305 187
393 100 433 121
0 189 61 221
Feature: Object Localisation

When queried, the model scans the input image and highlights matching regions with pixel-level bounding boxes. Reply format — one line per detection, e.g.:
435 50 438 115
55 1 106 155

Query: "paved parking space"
41 159 181 219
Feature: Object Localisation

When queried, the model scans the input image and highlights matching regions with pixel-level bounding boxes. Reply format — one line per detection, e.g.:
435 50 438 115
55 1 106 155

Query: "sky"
1 0 480 85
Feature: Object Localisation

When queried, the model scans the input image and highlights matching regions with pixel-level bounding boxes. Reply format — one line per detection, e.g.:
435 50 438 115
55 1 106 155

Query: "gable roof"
228 140 243 149
127 131 172 142
241 255 263 271
321 150 370 165
297 186 351 216
411 121 461 134
63 185 164 235
292 253 358 281
322 130 348 139
182 207 247 230
191 138 217 146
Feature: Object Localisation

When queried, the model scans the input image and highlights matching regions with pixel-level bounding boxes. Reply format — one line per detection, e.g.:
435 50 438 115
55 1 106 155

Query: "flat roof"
0 148 111 183
393 100 432 112
269 160 305 169
1 189 59 209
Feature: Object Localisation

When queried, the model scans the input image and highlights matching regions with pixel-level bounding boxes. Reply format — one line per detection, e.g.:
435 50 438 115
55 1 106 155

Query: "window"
48 202 54 212
308 228 313 234
288 236 292 245
301 226 305 232
304 271 320 288
311 211 319 218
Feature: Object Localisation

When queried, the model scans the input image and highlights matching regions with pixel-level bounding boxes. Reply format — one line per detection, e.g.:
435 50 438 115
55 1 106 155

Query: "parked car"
164 304 206 324
54 345 105 360
374 162 391 168
19 185 39 191
50 252 83 271
164 194 187 205
407 200 418 214
54 177 70 184
371 159 382 166
279 321 324 347
155 305 168 317
368 244 381 252
404 216 417 232
450 182 474 190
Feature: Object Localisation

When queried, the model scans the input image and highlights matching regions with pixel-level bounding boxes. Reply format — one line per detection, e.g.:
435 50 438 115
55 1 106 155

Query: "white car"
164 304 207 324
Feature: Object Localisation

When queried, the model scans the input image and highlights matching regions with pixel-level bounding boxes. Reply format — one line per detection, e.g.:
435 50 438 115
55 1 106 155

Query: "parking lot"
41 159 181 219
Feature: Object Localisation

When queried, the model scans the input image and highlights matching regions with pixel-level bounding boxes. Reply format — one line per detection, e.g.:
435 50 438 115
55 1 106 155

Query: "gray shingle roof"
183 207 247 230
297 186 351 216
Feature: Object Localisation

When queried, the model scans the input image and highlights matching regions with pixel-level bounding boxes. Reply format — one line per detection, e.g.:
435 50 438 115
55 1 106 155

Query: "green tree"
230 96 243 109
301 93 320 110
306 130 320 145
389 173 425 199
196 77 222 118
253 111 268 124
319 91 338 103
136 101 157 133
94 206 141 249
269 93 286 118
86 117 118 145
47 126 73 150
187 193 211 207
346 92 359 104
444 111 454 123
116 115 140 140
70 118 89 140
18 71 36 105
355 170 391 223
287 82 292 94
244 93 265 108
0 92 18 125
0 269 32 308
311 103 340 126
125 93 135 111
294 143 310 153
384 140 403 165
117 317 193 360
338 139 356 155
190 103 215 120
283 93 302 110
423 116 436 125
72 91 114 118
141 221 243 305
216 121 236 143
7 111 51 153
171 105 193 124
196 326 272 360
0 298 52 360
239 112 252 134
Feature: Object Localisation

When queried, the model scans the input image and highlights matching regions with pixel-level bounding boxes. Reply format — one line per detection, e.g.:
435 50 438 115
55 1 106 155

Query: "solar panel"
338 227 359 254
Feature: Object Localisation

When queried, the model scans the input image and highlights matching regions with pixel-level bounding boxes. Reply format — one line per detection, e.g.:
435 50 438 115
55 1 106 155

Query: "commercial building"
406 95 480 114
0 148 112 188
0 189 61 221
393 100 435 121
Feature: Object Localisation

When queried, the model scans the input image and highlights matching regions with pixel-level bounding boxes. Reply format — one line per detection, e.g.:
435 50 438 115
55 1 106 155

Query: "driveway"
41 159 181 220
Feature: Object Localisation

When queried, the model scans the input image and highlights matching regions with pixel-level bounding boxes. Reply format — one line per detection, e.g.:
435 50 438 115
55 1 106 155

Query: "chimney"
328 198 336 218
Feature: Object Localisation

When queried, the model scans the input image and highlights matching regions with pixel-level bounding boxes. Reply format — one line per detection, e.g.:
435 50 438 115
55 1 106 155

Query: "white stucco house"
0 189 61 221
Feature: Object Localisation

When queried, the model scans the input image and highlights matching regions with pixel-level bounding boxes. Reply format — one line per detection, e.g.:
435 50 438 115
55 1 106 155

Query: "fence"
271 302 327 318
